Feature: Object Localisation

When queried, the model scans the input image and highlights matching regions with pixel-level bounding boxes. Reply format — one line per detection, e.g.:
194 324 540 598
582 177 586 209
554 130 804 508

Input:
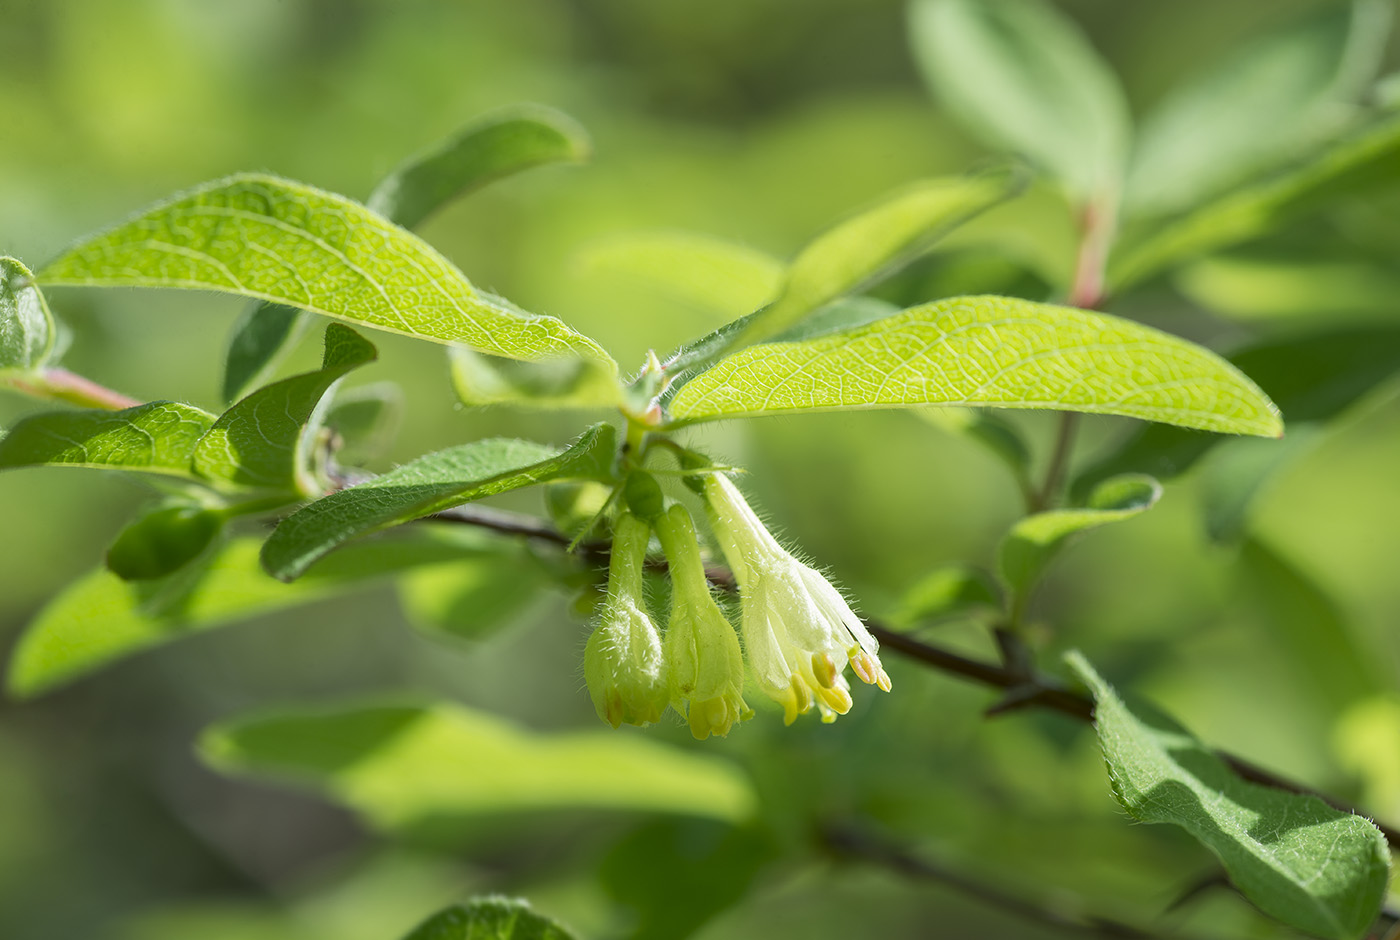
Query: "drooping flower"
653 503 751 739
703 472 891 724
584 511 668 728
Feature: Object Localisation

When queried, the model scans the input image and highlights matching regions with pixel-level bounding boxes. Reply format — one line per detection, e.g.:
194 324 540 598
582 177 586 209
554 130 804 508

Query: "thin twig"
1032 411 1080 513
823 824 1187 940
422 505 1400 851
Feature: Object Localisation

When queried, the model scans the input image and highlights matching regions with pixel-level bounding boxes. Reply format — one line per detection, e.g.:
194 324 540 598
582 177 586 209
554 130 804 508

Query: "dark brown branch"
823 824 1189 940
422 505 1400 851
871 624 1400 850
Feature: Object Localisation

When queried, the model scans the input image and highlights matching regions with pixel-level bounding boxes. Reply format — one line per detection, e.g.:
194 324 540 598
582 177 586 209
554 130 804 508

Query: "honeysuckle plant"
7 0 1400 935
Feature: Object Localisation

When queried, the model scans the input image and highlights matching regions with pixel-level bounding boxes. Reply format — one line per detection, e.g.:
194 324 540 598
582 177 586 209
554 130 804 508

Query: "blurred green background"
3 1 1400 937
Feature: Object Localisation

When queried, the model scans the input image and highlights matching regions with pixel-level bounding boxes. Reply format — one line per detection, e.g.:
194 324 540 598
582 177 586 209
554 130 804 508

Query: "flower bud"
704 472 891 724
653 503 751 739
584 511 668 728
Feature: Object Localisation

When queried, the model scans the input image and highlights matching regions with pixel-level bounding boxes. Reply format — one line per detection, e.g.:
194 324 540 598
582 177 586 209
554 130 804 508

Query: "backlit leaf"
668 296 1282 437
5 526 512 698
449 347 621 410
1068 652 1389 940
38 173 617 370
402 897 577 940
1127 1 1390 216
366 104 590 231
220 106 592 403
199 701 757 830
0 256 55 370
577 230 783 320
193 323 376 495
262 423 616 581
106 504 225 581
1111 113 1400 290
1000 475 1160 596
908 0 1129 199
1074 326 1400 495
734 172 1022 346
0 401 215 481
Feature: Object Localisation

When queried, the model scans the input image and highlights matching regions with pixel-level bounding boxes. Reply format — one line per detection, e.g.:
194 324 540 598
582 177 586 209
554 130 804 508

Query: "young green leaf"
450 347 622 410
914 407 1032 495
5 526 513 698
999 475 1161 596
198 701 757 831
402 897 577 940
220 106 592 404
1075 326 1400 495
106 503 225 581
1111 113 1400 289
577 230 784 320
261 423 617 581
733 172 1023 346
667 296 1283 437
1067 652 1389 940
324 380 404 465
0 401 215 481
886 564 1002 629
366 103 590 231
0 256 56 370
220 302 308 405
1197 430 1321 543
908 0 1129 200
193 323 376 495
1127 0 1390 216
1176 251 1400 322
397 553 553 644
38 173 617 369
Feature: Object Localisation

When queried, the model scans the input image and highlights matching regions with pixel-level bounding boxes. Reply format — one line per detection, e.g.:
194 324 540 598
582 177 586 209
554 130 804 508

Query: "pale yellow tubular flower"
703 472 890 724
583 511 668 728
653 503 751 739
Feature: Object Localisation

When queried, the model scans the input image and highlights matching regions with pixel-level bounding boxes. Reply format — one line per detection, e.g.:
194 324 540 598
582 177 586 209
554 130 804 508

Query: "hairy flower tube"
584 511 668 728
704 472 892 724
653 503 752 740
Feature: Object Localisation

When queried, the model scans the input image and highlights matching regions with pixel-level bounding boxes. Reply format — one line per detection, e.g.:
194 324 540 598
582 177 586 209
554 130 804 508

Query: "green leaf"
0 401 215 480
1067 652 1390 940
5 526 511 698
886 564 1002 629
999 475 1160 596
402 897 577 940
908 0 1129 199
1110 113 1400 290
220 302 309 405
193 324 376 495
601 819 774 940
366 104 590 232
1197 429 1322 543
1074 326 1400 495
1127 1 1390 216
219 106 592 404
0 256 56 370
324 380 404 466
734 172 1023 346
449 347 621 410
262 423 617 581
199 701 757 830
106 504 225 581
577 230 783 320
1235 537 1381 715
38 173 617 370
1176 251 1400 322
397 553 552 643
914 407 1032 493
668 296 1283 437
